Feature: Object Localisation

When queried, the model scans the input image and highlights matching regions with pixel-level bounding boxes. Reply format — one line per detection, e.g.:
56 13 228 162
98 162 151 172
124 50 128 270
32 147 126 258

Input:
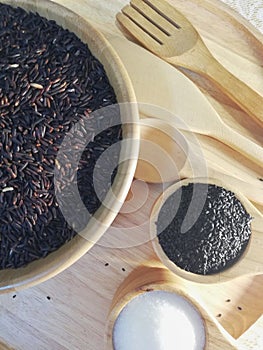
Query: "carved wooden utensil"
117 0 263 128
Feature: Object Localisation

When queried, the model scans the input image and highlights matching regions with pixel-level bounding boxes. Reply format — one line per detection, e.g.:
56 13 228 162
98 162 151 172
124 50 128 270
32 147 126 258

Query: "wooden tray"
0 0 262 349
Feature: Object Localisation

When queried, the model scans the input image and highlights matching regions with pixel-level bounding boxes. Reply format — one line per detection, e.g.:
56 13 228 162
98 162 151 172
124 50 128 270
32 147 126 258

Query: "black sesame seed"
157 183 252 275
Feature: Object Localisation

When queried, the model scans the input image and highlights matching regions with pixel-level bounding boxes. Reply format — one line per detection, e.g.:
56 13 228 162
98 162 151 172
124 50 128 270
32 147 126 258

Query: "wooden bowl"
106 265 237 349
134 118 189 183
0 0 139 292
150 178 263 284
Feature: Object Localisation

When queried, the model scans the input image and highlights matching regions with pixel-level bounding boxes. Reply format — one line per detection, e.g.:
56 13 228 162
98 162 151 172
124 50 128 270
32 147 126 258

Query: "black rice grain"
157 183 252 275
0 4 122 269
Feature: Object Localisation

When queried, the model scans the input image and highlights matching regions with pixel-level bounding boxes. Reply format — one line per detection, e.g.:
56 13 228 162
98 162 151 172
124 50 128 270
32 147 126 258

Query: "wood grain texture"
118 0 263 128
0 0 262 349
106 265 237 349
102 35 263 192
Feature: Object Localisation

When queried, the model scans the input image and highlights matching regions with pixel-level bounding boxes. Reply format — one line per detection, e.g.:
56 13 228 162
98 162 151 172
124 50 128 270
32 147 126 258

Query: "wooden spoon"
136 118 263 206
116 0 263 128
150 177 263 284
108 36 263 168
106 265 237 349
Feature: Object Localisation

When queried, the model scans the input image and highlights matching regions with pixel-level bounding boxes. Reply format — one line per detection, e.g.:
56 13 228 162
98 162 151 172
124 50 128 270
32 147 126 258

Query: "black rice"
157 183 252 275
0 4 122 269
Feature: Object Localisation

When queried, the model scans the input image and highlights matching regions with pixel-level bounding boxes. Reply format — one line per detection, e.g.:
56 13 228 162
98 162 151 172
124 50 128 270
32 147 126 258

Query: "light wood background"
0 0 262 349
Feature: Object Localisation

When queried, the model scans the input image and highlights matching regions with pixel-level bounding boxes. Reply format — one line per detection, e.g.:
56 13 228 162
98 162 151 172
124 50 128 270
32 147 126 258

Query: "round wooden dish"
151 178 263 284
106 265 237 349
0 0 139 293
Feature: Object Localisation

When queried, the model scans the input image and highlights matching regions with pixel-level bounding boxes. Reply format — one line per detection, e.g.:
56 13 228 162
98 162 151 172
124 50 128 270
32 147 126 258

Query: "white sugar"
113 290 206 350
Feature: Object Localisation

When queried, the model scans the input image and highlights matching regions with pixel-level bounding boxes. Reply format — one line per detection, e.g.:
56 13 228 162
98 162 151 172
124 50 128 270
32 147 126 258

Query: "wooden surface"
0 0 262 349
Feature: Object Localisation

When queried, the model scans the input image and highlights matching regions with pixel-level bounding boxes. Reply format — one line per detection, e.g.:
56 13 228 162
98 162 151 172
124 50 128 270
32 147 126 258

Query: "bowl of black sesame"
150 177 262 284
0 0 140 292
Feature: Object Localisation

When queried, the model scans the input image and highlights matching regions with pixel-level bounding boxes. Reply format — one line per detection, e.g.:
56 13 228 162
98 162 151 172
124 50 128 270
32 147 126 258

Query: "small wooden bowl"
134 118 263 206
134 118 189 183
106 265 237 349
151 178 263 284
0 0 139 293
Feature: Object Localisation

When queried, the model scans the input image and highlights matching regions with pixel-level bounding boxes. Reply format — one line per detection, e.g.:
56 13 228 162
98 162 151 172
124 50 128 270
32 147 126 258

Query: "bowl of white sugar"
106 265 237 350
106 266 234 350
112 290 206 350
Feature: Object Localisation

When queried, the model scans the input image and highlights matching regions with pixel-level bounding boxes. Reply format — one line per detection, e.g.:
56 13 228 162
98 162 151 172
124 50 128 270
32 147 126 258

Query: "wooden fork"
116 0 263 128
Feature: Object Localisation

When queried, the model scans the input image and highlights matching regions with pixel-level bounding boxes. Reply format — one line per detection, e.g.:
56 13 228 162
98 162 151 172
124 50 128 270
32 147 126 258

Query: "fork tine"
144 0 190 27
130 0 177 35
117 11 162 52
118 4 168 45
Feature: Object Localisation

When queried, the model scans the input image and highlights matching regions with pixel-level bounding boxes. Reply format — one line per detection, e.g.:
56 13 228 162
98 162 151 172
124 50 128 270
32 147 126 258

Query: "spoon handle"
204 55 263 128
167 37 263 128
204 171 263 206
211 122 263 168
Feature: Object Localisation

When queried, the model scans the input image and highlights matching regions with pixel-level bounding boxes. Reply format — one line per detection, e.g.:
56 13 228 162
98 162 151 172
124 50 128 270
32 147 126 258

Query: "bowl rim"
105 265 237 350
0 0 140 292
150 178 259 284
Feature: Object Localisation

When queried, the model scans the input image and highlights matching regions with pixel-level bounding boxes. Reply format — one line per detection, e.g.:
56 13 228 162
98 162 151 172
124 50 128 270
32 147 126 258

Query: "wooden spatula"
108 36 263 168
116 0 263 128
